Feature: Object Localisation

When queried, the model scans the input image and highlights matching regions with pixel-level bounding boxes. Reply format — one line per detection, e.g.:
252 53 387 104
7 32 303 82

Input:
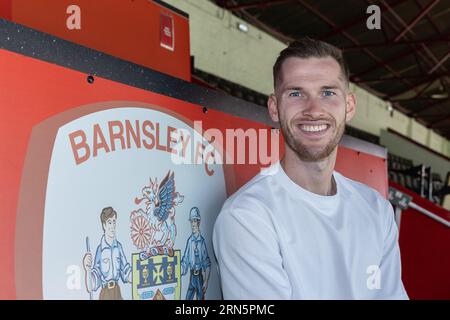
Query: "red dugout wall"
391 182 450 299
0 0 191 82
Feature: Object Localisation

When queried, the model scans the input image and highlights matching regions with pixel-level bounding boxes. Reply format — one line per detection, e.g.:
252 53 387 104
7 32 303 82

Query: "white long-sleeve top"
213 162 408 300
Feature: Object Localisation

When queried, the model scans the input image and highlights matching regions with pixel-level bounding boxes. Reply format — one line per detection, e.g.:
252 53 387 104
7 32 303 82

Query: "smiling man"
213 38 408 300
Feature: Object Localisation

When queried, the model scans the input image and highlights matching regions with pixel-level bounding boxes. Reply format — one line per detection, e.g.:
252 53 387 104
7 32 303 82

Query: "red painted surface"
336 147 388 199
0 0 191 81
0 49 390 298
0 0 12 20
0 49 269 298
391 182 450 299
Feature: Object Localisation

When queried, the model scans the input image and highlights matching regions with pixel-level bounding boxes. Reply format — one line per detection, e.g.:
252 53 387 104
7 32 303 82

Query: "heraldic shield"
132 250 181 300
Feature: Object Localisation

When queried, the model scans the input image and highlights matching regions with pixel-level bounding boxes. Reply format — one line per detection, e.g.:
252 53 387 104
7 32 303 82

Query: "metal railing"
390 186 450 229
408 202 450 228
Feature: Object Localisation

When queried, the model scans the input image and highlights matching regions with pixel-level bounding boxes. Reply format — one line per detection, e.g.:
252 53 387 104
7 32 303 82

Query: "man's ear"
268 94 280 123
345 92 356 122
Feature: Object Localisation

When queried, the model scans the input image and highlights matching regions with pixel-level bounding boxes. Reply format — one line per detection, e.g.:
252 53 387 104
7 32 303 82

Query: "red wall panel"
0 0 190 81
392 182 450 299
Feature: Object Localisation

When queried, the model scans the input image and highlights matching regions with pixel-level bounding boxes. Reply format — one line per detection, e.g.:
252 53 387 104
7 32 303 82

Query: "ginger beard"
278 110 346 162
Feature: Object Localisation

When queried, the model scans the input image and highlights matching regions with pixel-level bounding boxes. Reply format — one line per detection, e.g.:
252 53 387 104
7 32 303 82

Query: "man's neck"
105 234 115 246
281 146 337 196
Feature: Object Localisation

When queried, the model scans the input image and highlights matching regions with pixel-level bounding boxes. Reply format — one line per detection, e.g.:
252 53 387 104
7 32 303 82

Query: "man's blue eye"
289 91 301 97
323 90 336 97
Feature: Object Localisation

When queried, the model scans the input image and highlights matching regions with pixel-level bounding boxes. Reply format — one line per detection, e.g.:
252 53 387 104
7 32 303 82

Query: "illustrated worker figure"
83 207 132 300
213 38 408 300
181 207 211 300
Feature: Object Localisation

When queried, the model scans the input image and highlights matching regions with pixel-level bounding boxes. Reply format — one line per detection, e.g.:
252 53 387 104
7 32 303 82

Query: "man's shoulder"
215 169 278 230
337 171 390 209
224 169 276 211
213 169 281 247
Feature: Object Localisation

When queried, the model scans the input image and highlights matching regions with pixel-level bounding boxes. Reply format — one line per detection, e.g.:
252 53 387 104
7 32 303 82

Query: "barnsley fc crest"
132 250 181 300
130 170 184 300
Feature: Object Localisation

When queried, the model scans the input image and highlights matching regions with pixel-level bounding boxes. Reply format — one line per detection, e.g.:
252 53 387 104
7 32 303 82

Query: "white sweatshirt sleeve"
377 199 409 300
213 200 292 300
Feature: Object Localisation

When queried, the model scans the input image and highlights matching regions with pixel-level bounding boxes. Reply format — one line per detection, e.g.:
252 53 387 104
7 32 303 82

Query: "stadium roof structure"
213 0 450 139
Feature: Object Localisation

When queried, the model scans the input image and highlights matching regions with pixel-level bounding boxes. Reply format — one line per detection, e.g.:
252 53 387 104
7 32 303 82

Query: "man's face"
191 219 200 235
103 216 117 239
268 57 356 162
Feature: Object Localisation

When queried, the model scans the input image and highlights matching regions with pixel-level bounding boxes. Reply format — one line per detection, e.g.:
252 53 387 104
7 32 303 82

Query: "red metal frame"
390 181 450 299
